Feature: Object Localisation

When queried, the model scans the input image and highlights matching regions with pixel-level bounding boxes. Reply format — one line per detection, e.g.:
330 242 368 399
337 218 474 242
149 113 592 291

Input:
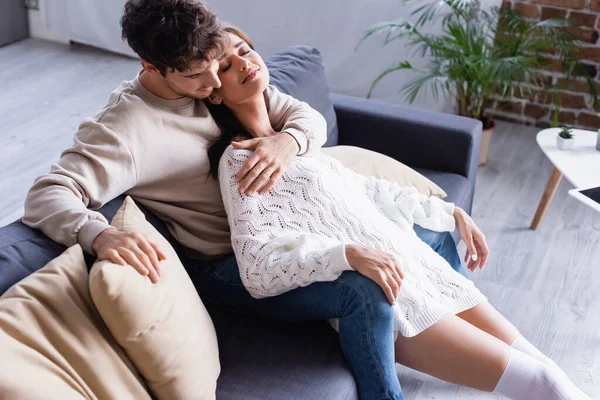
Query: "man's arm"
23 119 165 283
265 84 327 155
24 119 137 252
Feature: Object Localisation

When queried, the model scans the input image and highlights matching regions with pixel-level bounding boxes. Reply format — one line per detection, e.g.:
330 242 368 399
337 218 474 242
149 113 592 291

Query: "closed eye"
219 48 252 73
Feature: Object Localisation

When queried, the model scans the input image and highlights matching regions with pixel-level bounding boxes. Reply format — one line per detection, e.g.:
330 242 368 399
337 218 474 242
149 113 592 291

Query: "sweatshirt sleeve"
219 147 352 299
265 85 327 155
340 166 455 233
22 118 138 254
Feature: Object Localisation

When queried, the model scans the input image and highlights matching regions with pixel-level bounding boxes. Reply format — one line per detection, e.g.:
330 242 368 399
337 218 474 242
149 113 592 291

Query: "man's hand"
345 244 405 304
231 133 300 195
453 207 489 271
92 228 167 284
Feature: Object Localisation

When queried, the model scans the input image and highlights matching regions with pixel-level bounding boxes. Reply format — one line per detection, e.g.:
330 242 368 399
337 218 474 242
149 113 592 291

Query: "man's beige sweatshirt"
23 74 327 257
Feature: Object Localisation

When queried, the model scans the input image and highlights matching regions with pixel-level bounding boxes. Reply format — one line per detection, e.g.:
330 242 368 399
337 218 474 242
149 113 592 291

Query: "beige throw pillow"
0 245 151 400
322 145 447 198
89 196 220 400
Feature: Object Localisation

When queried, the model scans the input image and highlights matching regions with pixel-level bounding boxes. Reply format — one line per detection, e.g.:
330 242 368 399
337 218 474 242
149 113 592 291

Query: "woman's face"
211 32 269 106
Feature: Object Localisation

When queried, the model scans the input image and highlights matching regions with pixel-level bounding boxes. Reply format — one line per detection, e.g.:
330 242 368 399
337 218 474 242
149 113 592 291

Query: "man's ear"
140 60 162 76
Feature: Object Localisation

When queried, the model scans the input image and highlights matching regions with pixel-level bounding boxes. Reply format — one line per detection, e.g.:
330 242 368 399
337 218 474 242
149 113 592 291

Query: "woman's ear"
208 94 222 105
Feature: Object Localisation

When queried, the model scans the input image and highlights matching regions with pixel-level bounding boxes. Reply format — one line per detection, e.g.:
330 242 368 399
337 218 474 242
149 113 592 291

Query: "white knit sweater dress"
219 147 487 337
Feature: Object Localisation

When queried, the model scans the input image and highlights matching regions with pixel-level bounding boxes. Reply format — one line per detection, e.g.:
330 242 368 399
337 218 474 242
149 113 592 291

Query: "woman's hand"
453 207 489 271
345 244 405 304
232 133 299 195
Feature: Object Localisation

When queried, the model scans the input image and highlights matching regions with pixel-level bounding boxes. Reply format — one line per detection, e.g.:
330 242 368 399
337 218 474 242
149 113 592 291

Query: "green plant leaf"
367 61 414 98
400 66 450 103
410 0 477 27
356 20 414 51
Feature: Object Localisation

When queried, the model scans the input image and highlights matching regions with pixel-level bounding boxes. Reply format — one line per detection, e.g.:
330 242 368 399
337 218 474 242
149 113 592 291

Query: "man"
23 1 487 399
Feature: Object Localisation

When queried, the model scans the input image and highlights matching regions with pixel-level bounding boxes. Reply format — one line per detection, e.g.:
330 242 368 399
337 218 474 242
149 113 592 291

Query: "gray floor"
1 39 599 399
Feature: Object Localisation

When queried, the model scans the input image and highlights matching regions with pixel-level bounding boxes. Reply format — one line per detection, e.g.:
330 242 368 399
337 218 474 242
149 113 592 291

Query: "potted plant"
557 126 575 151
358 0 596 165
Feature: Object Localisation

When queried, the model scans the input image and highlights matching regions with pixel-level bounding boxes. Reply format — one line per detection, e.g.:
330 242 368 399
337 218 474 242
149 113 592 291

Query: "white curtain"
45 0 501 112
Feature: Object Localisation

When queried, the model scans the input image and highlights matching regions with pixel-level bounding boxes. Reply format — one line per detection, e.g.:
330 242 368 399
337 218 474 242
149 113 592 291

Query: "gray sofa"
0 46 481 399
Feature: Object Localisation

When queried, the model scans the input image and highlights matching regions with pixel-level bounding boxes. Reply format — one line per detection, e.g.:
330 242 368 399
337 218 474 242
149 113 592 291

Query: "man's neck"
228 94 276 138
138 70 184 100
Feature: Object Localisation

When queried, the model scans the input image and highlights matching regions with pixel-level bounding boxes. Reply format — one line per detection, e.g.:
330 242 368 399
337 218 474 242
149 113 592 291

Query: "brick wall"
495 0 600 129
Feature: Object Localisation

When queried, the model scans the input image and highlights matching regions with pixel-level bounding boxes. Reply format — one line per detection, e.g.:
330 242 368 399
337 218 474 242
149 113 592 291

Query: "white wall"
32 0 502 112
210 0 452 111
27 0 69 43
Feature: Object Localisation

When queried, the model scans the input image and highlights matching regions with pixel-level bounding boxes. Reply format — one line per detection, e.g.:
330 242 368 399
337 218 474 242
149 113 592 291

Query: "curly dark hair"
121 0 224 75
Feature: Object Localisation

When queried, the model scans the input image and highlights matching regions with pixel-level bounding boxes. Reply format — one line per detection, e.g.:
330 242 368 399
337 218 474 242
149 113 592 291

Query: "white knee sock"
511 335 589 399
493 348 588 400
511 335 558 368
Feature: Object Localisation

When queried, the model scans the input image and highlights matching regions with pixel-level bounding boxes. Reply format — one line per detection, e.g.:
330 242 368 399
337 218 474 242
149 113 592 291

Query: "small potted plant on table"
557 126 575 151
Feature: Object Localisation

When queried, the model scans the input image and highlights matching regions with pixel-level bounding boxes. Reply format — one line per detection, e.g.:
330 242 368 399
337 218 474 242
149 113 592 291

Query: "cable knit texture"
219 147 487 337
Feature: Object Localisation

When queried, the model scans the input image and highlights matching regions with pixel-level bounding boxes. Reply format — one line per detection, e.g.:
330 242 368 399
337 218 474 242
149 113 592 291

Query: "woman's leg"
458 302 590 398
456 302 520 344
394 313 509 391
394 313 588 399
185 254 403 400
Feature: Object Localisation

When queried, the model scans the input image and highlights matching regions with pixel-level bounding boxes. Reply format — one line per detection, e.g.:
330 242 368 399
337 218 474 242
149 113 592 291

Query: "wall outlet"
24 0 39 10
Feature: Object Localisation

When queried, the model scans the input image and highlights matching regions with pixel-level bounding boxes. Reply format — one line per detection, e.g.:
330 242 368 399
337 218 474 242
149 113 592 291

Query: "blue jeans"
184 228 466 400
412 225 469 278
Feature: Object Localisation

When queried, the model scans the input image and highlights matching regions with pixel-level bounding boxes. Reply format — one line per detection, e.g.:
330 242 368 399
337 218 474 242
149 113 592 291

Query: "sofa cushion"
414 168 471 210
0 221 67 295
0 245 151 399
266 46 338 147
89 197 220 400
322 145 447 198
210 307 358 400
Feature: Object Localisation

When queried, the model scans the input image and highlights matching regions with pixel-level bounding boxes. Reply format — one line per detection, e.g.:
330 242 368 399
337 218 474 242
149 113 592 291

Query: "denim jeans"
184 228 465 400
412 225 469 278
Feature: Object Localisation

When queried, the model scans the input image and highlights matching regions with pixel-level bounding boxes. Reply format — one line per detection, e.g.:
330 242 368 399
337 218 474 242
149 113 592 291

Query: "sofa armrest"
331 93 482 180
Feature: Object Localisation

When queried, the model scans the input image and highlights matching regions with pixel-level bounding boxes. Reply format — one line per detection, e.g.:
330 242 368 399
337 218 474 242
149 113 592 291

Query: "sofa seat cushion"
210 307 358 400
414 168 471 209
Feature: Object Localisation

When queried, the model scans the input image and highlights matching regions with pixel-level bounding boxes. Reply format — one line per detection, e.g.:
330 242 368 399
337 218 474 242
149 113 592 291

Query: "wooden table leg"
530 167 563 230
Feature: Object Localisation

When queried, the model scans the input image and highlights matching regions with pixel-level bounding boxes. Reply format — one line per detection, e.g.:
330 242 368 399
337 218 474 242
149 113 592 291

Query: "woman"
203 26 590 400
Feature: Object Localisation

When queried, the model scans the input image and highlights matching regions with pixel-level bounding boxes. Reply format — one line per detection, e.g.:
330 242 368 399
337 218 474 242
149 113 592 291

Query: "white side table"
530 128 600 229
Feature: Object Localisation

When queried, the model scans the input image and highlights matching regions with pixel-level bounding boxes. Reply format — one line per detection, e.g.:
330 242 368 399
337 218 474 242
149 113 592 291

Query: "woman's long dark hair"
206 25 257 180
206 101 252 179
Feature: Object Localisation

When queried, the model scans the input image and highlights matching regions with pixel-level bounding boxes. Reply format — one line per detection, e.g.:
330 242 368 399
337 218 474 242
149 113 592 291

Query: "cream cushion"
89 196 220 400
322 145 447 198
0 244 151 400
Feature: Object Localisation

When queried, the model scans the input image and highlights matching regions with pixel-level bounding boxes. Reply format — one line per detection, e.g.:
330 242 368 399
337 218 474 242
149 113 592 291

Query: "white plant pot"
556 135 575 151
